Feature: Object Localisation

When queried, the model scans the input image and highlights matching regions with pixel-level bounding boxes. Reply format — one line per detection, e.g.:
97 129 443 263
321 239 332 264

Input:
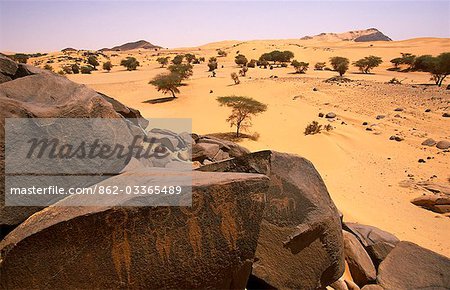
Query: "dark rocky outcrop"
0 170 269 289
198 150 344 289
377 241 450 290
354 31 392 42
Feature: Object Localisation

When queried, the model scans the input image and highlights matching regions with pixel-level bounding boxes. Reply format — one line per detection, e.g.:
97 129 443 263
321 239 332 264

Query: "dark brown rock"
200 135 250 158
421 138 437 147
0 55 18 77
0 170 269 289
343 223 399 268
0 73 12 84
198 150 344 289
436 140 450 150
411 195 450 214
343 230 376 287
377 241 450 290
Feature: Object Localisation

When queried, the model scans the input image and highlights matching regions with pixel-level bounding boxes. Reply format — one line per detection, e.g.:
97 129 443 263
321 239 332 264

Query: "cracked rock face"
0 171 269 289
198 150 345 289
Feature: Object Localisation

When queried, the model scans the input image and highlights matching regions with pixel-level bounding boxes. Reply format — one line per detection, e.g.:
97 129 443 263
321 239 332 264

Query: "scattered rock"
342 231 376 287
326 112 337 118
393 108 403 112
436 140 450 150
313 87 318 91
376 115 385 120
411 195 450 214
442 112 450 118
421 138 437 146
319 112 324 118
389 136 403 142
362 122 368 126
393 114 401 118
425 108 431 112
377 241 450 290
418 159 426 163
198 150 345 289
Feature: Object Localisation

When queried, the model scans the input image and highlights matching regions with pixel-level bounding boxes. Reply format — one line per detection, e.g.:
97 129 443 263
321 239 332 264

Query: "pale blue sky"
1 1 449 52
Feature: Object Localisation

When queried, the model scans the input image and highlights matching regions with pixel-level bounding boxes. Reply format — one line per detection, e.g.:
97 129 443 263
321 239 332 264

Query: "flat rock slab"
0 170 269 289
377 241 450 290
198 150 344 289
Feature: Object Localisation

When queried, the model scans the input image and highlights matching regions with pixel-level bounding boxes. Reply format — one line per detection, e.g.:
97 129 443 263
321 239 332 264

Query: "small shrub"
71 64 80 74
80 66 94 74
43 64 53 71
102 61 113 72
304 121 322 135
314 62 326 70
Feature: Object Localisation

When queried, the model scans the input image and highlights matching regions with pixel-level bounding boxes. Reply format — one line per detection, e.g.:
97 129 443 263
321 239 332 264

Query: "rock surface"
198 150 344 289
0 63 148 233
377 241 450 290
343 223 399 268
343 230 376 287
0 170 269 289
411 194 450 214
436 140 450 150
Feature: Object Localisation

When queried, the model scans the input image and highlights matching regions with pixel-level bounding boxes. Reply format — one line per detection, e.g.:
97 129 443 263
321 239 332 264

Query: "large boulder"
343 223 399 268
0 56 18 79
343 230 376 287
377 241 450 290
0 170 269 289
0 68 147 234
198 150 344 289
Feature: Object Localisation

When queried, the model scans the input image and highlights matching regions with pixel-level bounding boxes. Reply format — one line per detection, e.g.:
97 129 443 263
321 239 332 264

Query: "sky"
0 0 449 52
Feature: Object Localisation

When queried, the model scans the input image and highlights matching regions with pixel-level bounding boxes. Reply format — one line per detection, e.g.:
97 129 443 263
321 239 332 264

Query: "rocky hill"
301 28 392 42
100 40 162 51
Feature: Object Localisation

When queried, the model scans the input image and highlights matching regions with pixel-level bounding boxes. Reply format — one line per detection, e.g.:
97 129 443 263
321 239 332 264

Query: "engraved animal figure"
269 197 296 216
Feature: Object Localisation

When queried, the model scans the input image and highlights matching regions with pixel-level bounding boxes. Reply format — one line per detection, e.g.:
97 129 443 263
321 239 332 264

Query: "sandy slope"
59 37 450 256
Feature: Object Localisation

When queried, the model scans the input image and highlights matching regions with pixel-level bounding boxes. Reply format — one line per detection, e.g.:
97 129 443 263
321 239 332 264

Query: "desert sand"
29 37 449 256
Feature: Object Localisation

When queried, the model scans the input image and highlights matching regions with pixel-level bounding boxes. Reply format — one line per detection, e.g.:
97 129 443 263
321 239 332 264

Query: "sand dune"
50 37 450 256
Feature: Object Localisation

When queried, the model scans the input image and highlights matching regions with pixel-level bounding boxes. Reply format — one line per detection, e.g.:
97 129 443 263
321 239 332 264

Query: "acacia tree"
121 57 140 71
172 55 184 65
87 55 99 70
149 73 182 98
168 63 193 80
329 56 349 76
156 56 170 67
208 57 218 71
291 60 309 73
235 54 248 67
217 96 267 137
353 56 382 74
102 61 113 72
184 53 196 64
417 52 450 86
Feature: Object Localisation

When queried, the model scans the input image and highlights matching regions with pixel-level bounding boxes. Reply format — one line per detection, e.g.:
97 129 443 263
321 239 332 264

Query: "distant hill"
300 28 392 42
61 47 77 53
100 40 162 51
